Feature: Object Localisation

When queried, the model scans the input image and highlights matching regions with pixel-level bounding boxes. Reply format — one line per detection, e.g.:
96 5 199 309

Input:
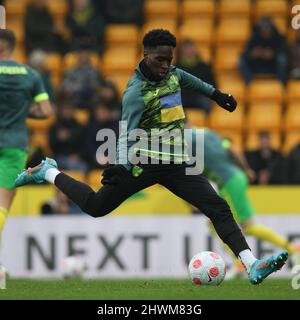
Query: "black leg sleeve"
160 171 250 257
54 172 153 218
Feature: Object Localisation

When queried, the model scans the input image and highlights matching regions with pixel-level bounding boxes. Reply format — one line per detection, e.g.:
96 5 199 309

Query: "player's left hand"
211 89 237 112
101 164 130 185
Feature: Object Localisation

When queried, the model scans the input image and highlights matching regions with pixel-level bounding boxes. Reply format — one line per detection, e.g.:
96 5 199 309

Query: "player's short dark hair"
143 29 176 49
0 29 16 53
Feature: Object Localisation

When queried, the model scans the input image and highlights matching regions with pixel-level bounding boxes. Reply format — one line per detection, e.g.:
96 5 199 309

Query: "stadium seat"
282 132 300 154
216 18 250 47
284 103 300 131
87 169 104 188
74 110 90 126
247 103 282 132
26 116 55 134
245 132 282 151
214 129 244 152
44 53 63 76
219 0 252 18
62 171 86 183
46 0 68 17
247 79 284 104
192 44 212 63
254 0 288 19
208 104 244 131
286 80 300 103
63 51 100 71
178 20 213 46
214 46 243 72
144 0 179 22
6 20 24 43
181 0 216 19
218 79 246 104
5 0 27 17
105 73 131 96
271 17 288 35
102 48 137 74
185 109 206 127
105 24 139 47
141 20 178 39
30 132 52 156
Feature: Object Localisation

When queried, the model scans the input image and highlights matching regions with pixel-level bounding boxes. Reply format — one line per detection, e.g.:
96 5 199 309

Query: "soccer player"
188 128 300 273
15 29 288 284
0 29 52 259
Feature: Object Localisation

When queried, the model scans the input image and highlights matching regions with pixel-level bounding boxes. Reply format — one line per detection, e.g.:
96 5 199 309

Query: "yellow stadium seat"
185 109 206 127
45 53 62 75
208 105 244 131
214 46 243 72
74 110 90 126
286 80 300 103
29 132 52 156
245 132 281 151
254 0 288 19
182 0 216 19
63 51 100 70
248 79 284 104
102 48 137 74
26 116 55 133
46 0 68 17
271 17 288 35
284 103 300 131
219 0 252 18
144 0 179 21
51 73 61 91
62 171 86 183
247 103 282 132
6 20 24 43
105 24 139 46
6 0 27 17
282 132 300 154
218 79 246 104
87 169 104 188
141 20 177 39
178 20 213 46
214 129 244 152
216 18 250 47
105 73 131 97
193 44 212 63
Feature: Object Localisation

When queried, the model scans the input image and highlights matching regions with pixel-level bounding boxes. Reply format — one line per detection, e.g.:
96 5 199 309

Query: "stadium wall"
10 185 300 215
2 215 299 279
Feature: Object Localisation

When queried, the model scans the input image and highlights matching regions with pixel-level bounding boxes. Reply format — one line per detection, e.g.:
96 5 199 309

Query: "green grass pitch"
0 279 299 300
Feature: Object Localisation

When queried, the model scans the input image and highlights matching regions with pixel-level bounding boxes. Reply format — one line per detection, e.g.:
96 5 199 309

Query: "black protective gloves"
101 164 143 185
211 89 237 112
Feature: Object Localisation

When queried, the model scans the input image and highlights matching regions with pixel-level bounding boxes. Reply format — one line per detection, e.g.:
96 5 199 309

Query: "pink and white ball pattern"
188 251 226 285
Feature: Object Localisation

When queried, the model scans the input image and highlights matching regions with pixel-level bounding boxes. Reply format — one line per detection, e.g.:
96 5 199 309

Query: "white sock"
45 168 61 184
238 249 257 273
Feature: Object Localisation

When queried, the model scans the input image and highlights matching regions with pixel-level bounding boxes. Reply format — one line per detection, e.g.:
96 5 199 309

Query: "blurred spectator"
84 102 119 169
49 103 87 171
176 39 217 113
245 131 284 185
98 81 120 111
289 30 300 79
28 50 56 102
24 0 67 54
240 17 288 84
60 50 102 108
41 190 83 214
65 0 105 53
104 0 144 25
286 142 300 184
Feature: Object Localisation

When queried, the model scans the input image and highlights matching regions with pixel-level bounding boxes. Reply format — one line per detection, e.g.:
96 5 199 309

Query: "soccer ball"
188 251 226 285
61 256 85 279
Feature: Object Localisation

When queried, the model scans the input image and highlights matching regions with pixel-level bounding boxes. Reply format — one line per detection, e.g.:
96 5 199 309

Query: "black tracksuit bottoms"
54 163 250 257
